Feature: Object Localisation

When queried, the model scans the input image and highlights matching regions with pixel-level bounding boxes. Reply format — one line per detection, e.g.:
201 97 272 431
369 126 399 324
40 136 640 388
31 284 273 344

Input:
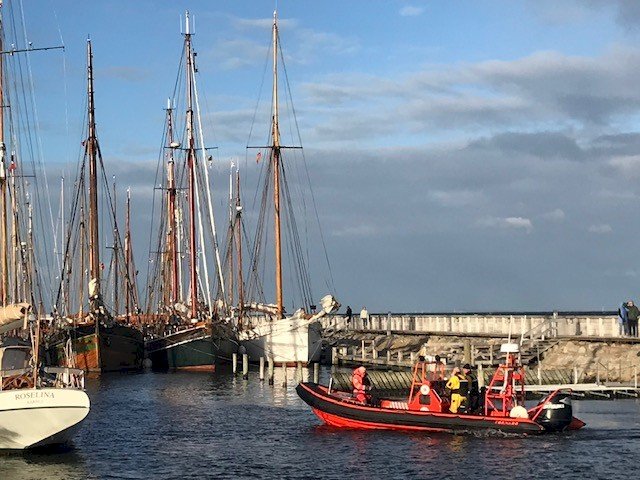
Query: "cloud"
331 223 378 237
429 189 484 207
399 6 425 17
210 15 359 70
300 46 640 146
588 224 613 234
477 216 533 233
470 131 584 161
541 209 565 222
608 155 640 177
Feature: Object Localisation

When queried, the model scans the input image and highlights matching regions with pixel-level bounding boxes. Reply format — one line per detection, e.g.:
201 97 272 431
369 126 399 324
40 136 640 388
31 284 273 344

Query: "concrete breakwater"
321 312 640 384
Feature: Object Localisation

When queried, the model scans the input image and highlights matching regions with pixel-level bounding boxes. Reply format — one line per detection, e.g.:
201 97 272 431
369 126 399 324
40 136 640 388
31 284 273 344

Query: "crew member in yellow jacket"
445 367 469 413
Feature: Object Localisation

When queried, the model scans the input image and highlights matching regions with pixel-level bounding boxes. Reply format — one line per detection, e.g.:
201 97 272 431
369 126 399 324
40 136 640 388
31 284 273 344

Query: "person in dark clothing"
345 306 353 324
463 364 480 414
627 300 639 337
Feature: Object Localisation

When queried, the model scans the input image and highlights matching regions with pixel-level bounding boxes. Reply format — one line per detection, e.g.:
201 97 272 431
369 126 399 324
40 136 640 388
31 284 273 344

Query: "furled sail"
0 303 31 334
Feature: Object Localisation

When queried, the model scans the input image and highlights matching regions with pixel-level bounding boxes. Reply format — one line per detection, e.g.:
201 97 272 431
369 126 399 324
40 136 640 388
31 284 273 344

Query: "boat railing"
42 366 85 390
0 367 33 391
519 314 558 347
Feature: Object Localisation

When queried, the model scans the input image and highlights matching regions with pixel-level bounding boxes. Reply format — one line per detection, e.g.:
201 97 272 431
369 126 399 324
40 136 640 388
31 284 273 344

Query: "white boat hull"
240 317 322 364
0 388 90 450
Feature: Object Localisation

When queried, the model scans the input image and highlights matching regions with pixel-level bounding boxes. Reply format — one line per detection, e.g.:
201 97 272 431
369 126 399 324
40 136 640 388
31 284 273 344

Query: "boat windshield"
0 346 31 371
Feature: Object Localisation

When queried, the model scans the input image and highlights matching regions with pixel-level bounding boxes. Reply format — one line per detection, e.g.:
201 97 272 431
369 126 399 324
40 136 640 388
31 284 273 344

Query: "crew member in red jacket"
352 366 370 403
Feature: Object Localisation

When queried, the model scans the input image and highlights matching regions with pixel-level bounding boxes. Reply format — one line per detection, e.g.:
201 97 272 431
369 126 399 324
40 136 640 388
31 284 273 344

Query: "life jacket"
352 370 366 393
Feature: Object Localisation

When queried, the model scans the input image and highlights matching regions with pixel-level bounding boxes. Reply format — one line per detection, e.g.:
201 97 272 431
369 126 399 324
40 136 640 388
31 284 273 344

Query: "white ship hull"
0 388 90 450
240 317 322 365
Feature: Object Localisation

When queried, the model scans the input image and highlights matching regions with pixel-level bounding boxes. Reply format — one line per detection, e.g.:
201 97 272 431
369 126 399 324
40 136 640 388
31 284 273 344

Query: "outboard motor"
534 392 574 432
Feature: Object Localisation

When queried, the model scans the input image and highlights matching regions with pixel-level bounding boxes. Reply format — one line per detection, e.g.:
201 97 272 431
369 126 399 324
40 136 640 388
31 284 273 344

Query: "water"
2 367 639 480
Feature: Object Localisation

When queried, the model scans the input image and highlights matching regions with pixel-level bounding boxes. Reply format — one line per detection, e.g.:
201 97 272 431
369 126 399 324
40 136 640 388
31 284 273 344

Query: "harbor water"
2 367 639 480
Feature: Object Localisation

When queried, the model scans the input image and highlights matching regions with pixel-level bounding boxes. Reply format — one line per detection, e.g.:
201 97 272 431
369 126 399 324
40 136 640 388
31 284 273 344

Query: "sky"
7 0 640 313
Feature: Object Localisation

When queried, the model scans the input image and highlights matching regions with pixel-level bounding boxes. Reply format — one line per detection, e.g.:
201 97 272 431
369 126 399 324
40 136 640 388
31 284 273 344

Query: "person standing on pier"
627 300 639 337
360 306 369 329
345 306 353 324
618 301 629 336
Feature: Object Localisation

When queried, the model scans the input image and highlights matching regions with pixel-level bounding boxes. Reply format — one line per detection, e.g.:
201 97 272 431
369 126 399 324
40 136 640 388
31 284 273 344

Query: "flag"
256 151 262 163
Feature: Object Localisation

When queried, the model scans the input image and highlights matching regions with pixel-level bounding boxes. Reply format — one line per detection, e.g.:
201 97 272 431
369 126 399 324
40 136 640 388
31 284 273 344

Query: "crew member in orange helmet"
352 366 370 403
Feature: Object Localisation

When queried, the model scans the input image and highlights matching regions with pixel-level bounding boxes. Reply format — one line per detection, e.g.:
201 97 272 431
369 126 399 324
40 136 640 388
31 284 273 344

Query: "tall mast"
271 11 283 319
112 178 118 315
0 2 8 306
125 188 132 319
166 99 179 306
235 168 244 321
86 39 101 312
184 12 198 319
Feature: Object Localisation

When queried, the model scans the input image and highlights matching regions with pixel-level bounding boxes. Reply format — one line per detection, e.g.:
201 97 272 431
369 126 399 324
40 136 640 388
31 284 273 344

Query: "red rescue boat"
296 343 586 435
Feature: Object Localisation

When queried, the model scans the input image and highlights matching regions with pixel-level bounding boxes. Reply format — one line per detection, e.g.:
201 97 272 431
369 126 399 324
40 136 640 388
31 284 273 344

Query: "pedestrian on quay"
360 306 369 329
627 300 639 337
618 301 629 336
345 305 353 324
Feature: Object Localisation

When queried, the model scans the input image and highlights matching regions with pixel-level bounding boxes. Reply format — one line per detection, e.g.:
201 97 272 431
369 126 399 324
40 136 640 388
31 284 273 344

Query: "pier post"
573 366 578 384
477 363 484 388
268 356 274 385
386 312 391 336
372 347 378 360
242 354 249 379
332 347 338 365
314 362 320 384
410 352 415 363
259 357 265 381
232 353 238 375
386 350 391 363
635 366 638 389
281 363 287 387
397 351 403 364
361 340 366 360
296 362 303 383
537 365 542 385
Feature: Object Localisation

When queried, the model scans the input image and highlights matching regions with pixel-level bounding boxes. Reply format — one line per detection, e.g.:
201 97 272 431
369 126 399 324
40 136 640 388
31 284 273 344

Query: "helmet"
357 366 366 375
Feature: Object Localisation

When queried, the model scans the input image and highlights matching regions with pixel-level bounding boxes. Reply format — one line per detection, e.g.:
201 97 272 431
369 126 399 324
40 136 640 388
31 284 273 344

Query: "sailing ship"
0 0 89 449
46 39 144 373
144 12 234 370
238 11 339 365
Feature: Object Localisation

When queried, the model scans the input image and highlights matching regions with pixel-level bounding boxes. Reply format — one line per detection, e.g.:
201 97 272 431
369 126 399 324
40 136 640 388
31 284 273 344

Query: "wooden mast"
165 99 179 306
235 169 244 321
184 12 198 319
86 39 101 314
125 188 132 320
0 2 8 307
271 11 283 319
